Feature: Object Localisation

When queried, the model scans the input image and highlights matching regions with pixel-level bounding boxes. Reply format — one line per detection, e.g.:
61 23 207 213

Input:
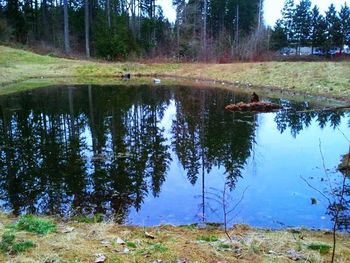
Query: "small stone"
94 253 106 263
113 237 125 244
100 240 110 246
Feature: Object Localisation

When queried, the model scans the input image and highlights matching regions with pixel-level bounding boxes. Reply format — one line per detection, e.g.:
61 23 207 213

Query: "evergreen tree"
281 0 295 46
325 4 342 51
270 19 287 50
310 6 326 53
339 3 350 50
293 0 311 50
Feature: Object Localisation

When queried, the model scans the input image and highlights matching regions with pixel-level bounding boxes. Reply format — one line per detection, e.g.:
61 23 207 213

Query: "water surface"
0 84 349 229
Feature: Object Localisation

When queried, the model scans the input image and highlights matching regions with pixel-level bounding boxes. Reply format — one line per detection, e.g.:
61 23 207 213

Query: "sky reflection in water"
0 85 349 229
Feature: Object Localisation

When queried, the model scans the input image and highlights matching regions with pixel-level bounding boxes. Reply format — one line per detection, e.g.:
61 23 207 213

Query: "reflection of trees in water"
171 87 256 223
0 86 171 222
172 87 256 189
0 86 349 224
274 100 348 136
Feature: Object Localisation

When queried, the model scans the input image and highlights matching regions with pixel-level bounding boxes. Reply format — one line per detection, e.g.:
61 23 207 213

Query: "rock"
286 249 305 261
113 237 125 244
94 253 106 263
100 240 110 246
311 197 317 205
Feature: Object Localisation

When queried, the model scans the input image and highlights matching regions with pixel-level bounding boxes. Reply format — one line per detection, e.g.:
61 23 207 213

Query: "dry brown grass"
0 214 349 263
1 45 350 101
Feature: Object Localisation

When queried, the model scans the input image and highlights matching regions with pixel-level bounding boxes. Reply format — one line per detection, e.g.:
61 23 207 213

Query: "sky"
156 0 349 27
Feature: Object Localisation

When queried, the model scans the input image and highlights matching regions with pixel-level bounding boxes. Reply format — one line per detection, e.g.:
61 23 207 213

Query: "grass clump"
148 243 168 253
307 243 332 255
196 235 219 242
16 214 56 235
0 232 16 252
0 231 36 254
126 241 137 248
11 240 36 253
72 213 104 223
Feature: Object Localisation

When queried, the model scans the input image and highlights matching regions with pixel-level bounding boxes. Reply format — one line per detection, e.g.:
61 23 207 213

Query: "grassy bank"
0 214 349 263
1 45 350 100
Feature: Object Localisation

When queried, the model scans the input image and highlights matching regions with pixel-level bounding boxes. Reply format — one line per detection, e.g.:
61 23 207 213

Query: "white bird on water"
153 78 161 84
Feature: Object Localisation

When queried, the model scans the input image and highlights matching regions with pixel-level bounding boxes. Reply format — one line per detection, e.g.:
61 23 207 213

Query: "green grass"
16 215 56 235
11 240 36 253
0 231 36 254
71 213 104 224
126 241 137 248
196 235 219 242
307 243 332 255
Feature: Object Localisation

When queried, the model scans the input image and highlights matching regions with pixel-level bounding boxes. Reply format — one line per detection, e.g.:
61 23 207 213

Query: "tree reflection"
273 100 348 136
0 86 349 224
0 85 172 222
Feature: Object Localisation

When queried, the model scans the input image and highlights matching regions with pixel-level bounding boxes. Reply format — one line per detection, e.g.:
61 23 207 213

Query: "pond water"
0 84 349 229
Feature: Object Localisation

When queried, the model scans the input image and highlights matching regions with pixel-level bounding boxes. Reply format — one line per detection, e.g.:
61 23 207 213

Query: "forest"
0 0 349 61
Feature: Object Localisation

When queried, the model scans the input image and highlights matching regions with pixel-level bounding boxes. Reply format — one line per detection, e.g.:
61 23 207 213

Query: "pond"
0 84 349 229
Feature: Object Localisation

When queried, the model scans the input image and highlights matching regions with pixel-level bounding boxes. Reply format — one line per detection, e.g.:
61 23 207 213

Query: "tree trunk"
106 0 111 28
42 0 49 40
258 0 262 30
203 0 207 60
85 0 90 58
236 4 239 44
63 0 70 53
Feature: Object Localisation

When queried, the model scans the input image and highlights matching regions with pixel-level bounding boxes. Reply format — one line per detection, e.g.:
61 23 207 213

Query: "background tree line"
0 0 349 60
0 0 266 60
270 0 350 54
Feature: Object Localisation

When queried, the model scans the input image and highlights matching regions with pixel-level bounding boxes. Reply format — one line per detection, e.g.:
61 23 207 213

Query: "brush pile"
225 102 282 112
